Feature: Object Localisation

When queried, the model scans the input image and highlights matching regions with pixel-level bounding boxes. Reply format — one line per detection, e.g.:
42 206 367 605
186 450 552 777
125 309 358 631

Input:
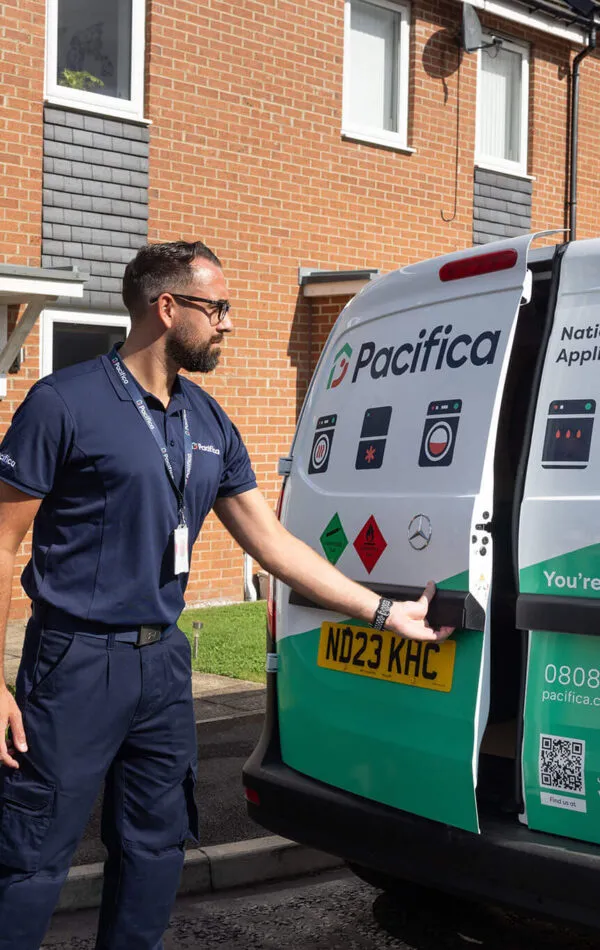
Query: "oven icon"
418 399 462 468
542 399 596 469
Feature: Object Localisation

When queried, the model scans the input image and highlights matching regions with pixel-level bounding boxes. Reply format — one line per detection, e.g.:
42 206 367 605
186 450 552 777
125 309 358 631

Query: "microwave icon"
542 399 596 469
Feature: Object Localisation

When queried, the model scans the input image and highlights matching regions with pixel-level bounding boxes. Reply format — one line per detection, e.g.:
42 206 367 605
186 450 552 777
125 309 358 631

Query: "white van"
244 234 600 926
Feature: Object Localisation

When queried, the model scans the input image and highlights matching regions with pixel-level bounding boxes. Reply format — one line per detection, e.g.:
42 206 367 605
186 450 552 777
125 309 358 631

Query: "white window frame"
40 310 130 378
475 34 529 177
342 0 411 151
45 0 146 121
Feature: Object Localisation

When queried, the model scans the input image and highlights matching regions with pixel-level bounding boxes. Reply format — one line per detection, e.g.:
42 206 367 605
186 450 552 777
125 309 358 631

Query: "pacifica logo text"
192 442 221 455
351 324 501 383
111 356 129 385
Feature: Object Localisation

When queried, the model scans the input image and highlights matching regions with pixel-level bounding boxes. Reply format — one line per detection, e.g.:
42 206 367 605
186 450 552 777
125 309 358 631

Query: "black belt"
31 603 168 647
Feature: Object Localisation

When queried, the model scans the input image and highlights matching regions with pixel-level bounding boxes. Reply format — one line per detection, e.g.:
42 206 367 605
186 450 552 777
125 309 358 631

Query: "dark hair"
122 241 222 316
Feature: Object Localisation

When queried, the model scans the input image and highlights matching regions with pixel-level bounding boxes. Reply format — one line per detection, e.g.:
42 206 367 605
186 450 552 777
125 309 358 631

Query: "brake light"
439 248 518 282
244 786 261 805
267 480 287 641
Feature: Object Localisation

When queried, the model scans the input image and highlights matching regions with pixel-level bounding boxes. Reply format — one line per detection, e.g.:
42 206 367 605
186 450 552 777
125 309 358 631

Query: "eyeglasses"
150 292 231 324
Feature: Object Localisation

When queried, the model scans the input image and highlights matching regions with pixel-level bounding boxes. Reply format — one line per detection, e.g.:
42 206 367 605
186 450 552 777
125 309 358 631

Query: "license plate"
317 622 456 693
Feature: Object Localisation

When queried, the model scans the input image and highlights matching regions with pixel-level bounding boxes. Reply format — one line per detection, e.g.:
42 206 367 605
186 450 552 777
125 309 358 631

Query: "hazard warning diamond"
353 515 387 574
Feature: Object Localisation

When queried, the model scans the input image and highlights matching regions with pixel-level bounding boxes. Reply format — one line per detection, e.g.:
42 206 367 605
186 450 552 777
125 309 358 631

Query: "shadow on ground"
372 883 600 950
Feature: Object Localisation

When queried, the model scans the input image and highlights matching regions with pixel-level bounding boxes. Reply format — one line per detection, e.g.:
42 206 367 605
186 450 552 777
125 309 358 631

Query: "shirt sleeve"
217 421 257 498
0 383 75 498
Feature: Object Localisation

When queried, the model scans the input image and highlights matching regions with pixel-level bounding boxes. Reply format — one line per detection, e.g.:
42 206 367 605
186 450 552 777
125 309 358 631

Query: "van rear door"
278 235 538 834
519 238 600 844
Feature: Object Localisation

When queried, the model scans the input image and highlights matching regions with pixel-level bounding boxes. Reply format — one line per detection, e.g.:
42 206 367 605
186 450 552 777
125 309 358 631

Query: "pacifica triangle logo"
326 343 353 390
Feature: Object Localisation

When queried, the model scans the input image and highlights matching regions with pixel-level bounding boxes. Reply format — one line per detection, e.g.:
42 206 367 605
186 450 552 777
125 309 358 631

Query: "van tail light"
244 786 261 806
267 480 287 642
439 248 518 282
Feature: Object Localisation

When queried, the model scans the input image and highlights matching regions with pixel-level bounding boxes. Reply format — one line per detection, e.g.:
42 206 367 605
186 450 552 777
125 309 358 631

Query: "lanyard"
109 349 192 525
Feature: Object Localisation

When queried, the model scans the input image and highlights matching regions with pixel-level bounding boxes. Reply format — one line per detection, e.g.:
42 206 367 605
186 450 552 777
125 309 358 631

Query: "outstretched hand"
386 581 455 642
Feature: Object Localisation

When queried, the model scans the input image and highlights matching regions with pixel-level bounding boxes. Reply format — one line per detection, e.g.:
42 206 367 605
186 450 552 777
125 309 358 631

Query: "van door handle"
475 521 493 532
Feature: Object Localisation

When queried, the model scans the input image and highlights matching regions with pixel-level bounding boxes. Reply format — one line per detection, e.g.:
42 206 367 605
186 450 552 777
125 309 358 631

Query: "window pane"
349 1 398 132
479 46 522 163
52 323 127 372
56 0 132 100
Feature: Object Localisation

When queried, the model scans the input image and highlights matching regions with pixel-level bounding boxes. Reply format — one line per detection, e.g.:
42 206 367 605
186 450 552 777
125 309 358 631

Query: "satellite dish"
461 3 503 53
462 3 483 52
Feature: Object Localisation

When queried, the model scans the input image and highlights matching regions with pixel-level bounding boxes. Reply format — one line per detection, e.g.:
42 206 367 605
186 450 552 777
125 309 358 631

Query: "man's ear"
155 293 176 329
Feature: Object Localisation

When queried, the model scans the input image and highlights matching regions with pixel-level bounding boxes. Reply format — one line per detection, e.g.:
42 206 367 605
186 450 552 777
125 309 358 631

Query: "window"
40 311 130 378
45 0 145 119
476 36 529 176
342 0 410 149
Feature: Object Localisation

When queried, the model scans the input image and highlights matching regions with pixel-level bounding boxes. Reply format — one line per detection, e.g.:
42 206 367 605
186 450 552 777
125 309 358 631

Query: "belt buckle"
137 625 161 647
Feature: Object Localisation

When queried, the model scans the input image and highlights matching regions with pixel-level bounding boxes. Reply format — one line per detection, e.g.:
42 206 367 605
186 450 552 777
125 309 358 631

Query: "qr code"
539 734 585 795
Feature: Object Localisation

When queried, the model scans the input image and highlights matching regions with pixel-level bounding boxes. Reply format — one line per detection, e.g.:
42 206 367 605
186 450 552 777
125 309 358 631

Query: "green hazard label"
320 513 348 565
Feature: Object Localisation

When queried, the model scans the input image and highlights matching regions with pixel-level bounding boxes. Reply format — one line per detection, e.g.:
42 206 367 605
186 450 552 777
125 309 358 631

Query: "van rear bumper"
244 691 600 929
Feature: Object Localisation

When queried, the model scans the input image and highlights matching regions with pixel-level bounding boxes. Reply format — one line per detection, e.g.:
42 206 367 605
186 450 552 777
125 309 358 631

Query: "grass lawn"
178 601 267 684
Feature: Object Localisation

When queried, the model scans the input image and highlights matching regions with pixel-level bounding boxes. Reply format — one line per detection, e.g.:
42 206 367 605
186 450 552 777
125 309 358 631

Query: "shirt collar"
102 347 192 410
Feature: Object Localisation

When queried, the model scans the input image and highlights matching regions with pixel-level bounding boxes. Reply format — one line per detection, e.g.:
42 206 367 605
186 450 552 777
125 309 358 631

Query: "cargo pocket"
182 763 199 844
0 772 55 871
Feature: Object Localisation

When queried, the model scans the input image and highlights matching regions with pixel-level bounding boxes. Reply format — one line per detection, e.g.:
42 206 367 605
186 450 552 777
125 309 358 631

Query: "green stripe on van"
520 543 600 598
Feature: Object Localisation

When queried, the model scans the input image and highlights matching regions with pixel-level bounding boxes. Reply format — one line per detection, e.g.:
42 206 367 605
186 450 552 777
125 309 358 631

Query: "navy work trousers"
0 613 198 950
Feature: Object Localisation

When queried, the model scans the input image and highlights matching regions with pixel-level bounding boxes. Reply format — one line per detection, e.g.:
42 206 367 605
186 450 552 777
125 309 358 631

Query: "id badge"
174 524 189 575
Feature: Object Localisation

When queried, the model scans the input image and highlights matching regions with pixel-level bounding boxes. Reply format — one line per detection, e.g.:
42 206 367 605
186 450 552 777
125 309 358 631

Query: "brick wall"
3 1 600 616
310 296 353 375
144 0 600 606
0 0 46 617
145 0 479 604
0 0 44 264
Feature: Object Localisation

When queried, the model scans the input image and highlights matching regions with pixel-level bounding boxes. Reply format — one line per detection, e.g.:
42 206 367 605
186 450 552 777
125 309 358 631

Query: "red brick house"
0 0 599 616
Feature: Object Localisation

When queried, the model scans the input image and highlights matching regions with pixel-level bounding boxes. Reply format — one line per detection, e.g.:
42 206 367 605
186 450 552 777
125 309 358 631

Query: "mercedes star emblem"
408 514 432 551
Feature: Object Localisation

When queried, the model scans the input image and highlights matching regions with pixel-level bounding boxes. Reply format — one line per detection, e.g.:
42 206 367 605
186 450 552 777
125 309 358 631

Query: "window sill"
342 129 415 154
44 96 151 126
475 162 536 182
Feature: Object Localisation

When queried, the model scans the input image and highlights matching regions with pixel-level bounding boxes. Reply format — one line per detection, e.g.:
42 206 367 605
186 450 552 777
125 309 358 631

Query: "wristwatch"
371 597 393 631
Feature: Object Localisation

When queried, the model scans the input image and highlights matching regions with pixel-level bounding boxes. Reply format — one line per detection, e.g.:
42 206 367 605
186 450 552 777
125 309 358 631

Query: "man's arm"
214 488 454 642
0 482 42 768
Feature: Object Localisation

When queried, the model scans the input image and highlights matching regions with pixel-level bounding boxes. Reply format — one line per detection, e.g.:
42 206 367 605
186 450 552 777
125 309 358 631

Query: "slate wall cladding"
42 105 149 311
473 167 532 245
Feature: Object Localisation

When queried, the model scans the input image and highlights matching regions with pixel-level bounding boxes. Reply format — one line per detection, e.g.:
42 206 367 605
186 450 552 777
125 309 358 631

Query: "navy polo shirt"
0 351 257 625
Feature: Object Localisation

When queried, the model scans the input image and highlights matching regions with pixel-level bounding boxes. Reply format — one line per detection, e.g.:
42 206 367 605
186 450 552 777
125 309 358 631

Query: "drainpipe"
243 551 257 601
569 26 597 240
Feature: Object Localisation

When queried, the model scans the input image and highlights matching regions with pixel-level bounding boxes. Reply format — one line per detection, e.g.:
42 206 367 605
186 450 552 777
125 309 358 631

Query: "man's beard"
166 328 222 373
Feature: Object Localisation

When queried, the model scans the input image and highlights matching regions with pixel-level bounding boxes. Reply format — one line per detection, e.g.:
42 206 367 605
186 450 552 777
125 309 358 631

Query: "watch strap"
371 597 393 631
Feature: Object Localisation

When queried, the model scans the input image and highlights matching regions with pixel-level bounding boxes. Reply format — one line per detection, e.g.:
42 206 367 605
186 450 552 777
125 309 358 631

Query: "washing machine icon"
418 399 462 468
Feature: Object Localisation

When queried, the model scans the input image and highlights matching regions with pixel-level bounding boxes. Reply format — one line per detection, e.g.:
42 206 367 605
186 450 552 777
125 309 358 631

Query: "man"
0 241 453 949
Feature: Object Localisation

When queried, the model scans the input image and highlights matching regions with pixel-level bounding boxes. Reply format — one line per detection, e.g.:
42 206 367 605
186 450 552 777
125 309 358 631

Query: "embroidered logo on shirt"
0 453 16 468
192 442 221 455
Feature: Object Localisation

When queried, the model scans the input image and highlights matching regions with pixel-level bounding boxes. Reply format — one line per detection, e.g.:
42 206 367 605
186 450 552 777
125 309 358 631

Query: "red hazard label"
353 515 387 574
